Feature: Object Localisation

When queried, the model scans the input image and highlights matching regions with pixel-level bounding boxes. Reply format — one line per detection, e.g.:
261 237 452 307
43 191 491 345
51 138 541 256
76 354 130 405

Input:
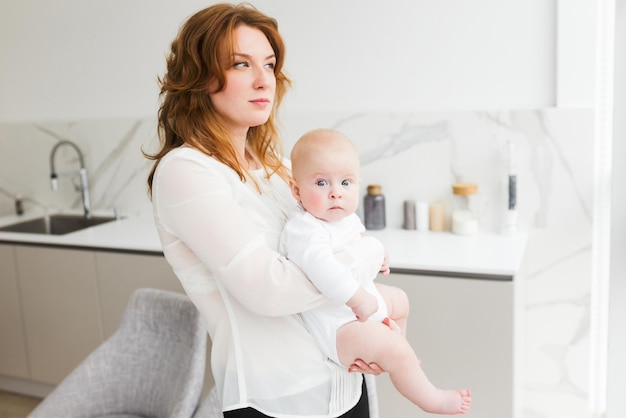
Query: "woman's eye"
316 180 327 187
264 62 276 70
233 61 249 68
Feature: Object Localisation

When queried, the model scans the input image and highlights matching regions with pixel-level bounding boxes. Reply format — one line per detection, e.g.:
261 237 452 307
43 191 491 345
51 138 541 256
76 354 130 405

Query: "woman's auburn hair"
145 2 292 196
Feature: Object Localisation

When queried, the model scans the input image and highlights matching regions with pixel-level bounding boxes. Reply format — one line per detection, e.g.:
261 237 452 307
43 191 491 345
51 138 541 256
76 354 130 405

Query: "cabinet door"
16 246 102 385
96 252 215 395
0 245 29 378
95 252 214 395
375 273 513 418
94 252 182 339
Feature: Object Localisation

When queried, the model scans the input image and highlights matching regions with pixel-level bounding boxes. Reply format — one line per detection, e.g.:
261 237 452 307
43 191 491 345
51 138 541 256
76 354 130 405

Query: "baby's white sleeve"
281 216 361 305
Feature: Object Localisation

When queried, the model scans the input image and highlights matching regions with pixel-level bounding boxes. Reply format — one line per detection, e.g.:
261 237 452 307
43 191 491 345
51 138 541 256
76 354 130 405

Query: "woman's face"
209 25 277 136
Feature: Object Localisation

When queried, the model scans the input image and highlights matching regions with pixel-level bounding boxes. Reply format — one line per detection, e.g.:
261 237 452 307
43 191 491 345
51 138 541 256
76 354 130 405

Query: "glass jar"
451 182 479 235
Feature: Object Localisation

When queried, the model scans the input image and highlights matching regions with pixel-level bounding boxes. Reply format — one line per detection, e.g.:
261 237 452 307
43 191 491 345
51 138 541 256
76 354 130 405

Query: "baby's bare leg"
337 320 471 415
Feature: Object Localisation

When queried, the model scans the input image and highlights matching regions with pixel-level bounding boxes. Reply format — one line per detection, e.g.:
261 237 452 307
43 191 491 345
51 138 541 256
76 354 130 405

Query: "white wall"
608 1 626 417
0 0 565 122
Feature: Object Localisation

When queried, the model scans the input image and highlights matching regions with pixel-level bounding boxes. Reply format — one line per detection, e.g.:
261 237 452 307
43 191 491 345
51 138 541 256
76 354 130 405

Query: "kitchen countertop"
0 212 527 279
367 228 527 280
0 212 163 254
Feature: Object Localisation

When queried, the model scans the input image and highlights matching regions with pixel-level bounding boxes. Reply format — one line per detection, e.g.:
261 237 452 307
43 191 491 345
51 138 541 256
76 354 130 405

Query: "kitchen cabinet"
94 252 181 338
6 245 183 385
0 245 29 379
15 246 102 385
95 252 214 393
0 242 213 397
0 219 525 406
375 272 516 418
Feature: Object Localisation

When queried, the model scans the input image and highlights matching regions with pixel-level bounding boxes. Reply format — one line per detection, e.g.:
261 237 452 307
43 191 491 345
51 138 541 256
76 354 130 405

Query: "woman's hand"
348 359 384 375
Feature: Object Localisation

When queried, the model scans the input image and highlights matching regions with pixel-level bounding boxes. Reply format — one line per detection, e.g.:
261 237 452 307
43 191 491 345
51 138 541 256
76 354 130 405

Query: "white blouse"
151 147 377 417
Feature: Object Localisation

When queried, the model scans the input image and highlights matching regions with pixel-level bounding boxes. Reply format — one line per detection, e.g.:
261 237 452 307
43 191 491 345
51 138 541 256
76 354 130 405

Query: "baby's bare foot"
424 389 471 415
457 389 471 414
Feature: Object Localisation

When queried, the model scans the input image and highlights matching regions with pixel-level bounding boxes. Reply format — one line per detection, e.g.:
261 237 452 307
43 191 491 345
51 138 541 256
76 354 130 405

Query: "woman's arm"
154 153 327 316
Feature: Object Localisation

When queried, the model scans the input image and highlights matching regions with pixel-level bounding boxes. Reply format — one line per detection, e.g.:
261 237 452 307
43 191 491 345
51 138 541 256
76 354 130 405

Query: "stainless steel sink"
0 214 116 235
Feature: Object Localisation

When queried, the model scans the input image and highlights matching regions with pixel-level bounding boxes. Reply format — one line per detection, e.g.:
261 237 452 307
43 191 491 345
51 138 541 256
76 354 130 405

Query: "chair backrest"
115 288 208 416
29 288 207 418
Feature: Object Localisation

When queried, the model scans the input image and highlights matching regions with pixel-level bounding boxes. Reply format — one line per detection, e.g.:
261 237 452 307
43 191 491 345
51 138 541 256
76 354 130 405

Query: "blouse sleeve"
153 154 327 317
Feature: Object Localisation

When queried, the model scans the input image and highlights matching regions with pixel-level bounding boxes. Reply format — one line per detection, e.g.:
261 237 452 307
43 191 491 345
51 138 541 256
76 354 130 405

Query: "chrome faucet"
50 140 92 218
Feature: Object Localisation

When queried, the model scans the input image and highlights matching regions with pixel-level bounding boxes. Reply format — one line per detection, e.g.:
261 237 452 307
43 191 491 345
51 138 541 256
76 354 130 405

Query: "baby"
280 128 471 415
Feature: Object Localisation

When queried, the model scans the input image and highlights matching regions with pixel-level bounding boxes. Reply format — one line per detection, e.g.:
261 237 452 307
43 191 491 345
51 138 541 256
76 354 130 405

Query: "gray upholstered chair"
29 288 207 418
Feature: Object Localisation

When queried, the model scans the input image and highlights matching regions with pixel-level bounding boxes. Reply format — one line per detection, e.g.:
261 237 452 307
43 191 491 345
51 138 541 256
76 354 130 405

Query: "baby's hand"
380 252 390 276
347 288 378 321
382 316 401 332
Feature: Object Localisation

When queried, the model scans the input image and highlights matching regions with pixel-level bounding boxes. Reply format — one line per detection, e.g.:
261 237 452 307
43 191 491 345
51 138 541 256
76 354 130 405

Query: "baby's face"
291 144 360 222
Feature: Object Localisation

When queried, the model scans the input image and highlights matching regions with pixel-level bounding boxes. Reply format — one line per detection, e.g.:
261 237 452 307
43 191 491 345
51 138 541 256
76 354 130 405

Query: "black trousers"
223 379 370 418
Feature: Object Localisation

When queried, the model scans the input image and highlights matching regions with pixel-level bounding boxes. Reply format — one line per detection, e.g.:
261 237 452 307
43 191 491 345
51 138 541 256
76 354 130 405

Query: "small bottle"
416 201 430 231
402 200 416 230
15 194 24 216
502 140 518 235
364 184 385 230
429 201 445 231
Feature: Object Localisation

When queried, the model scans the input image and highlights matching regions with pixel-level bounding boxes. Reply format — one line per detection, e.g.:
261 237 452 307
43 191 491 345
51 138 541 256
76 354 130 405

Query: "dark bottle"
364 184 385 230
15 194 24 216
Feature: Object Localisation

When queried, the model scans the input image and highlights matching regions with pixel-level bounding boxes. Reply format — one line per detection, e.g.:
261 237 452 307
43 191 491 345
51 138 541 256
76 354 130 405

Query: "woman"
145 3 384 417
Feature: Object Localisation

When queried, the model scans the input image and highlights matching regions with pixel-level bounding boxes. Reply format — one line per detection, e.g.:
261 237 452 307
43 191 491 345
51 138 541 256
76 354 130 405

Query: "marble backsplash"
0 119 156 218
0 108 594 418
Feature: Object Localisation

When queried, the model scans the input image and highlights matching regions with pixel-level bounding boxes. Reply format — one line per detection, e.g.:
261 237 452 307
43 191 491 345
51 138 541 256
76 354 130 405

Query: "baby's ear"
289 179 300 200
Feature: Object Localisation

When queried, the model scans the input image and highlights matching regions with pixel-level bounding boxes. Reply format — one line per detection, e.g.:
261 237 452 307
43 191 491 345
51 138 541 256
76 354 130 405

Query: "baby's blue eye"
342 180 351 187
316 180 327 187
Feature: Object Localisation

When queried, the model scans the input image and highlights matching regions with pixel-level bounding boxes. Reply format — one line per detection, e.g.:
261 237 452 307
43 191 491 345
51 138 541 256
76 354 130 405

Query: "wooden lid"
367 184 382 195
452 183 478 196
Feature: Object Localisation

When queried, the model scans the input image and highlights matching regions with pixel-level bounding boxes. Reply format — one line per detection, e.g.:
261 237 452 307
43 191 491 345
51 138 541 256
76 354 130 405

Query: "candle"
417 201 429 231
429 201 445 232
